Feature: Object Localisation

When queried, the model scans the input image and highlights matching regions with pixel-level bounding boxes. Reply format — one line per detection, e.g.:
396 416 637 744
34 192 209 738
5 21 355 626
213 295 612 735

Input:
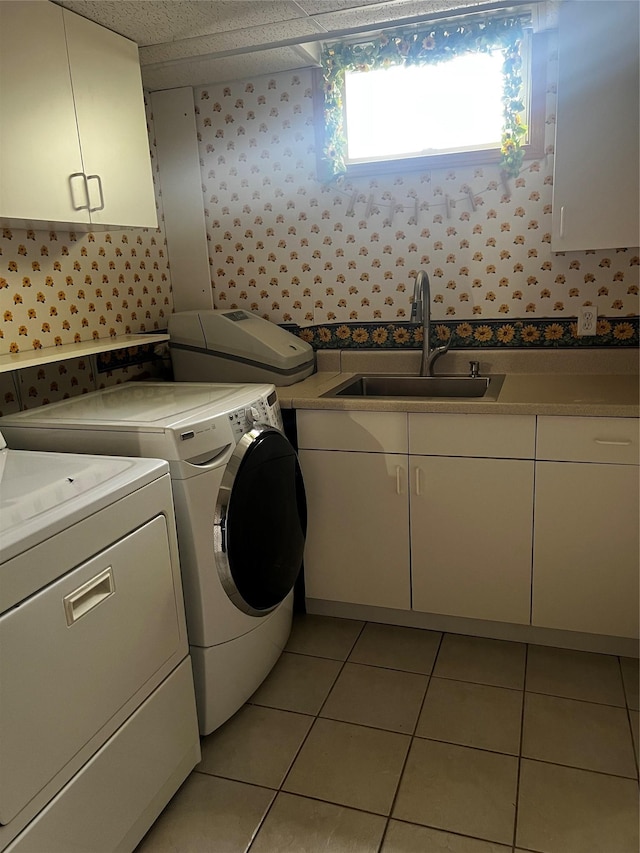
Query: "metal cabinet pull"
415 467 421 496
559 205 565 238
63 567 114 626
87 174 105 212
396 466 403 494
594 438 632 446
69 172 90 211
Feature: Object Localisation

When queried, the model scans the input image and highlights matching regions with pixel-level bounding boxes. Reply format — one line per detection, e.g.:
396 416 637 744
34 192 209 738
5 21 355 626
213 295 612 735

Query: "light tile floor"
137 615 640 853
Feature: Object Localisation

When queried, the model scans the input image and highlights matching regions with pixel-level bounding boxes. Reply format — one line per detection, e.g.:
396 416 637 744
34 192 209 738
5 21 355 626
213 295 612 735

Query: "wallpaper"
0 226 170 351
1 29 638 416
194 31 639 349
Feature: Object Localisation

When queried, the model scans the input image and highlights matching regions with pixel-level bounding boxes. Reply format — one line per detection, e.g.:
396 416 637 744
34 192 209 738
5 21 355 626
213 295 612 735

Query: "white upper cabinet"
0 2 85 226
551 1 639 252
0 1 157 230
62 10 157 229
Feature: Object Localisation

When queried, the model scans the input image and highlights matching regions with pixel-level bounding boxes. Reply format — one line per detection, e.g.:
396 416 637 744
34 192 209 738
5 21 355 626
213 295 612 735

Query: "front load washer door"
214 425 306 616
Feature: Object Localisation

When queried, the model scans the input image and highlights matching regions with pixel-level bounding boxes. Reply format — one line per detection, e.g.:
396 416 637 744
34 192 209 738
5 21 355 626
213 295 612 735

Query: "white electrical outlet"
577 306 597 336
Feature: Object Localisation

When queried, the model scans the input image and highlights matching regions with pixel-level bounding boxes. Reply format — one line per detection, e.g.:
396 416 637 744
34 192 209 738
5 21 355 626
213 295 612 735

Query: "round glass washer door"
214 425 307 616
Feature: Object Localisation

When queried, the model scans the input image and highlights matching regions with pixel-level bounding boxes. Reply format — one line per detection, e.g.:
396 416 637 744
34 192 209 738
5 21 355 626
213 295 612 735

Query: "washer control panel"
227 389 282 441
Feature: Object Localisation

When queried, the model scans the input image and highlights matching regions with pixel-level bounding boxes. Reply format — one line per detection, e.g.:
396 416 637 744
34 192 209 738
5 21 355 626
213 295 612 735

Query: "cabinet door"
533 461 639 639
63 9 157 229
551 1 639 251
298 449 410 609
410 456 534 624
0 1 89 227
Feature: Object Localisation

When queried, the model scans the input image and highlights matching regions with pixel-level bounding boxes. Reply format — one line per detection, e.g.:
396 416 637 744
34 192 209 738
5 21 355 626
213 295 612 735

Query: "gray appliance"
168 309 315 386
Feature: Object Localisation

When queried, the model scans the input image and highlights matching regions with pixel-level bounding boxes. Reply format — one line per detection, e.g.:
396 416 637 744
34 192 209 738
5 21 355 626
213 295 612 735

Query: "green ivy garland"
320 15 528 180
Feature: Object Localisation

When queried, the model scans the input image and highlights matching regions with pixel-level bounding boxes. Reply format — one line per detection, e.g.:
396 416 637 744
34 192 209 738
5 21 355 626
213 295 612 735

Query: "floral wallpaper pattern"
0 226 170 350
194 31 639 347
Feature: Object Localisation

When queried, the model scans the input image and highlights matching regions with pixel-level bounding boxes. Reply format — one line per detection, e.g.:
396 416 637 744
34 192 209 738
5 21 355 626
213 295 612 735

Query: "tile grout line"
313 618 368 718
244 630 638 803
516 754 640 782
274 618 367 795
512 642 529 853
263 623 445 852
522 687 629 709
246 618 368 852
213 617 638 851
616 655 640 782
284 641 633 707
376 630 446 853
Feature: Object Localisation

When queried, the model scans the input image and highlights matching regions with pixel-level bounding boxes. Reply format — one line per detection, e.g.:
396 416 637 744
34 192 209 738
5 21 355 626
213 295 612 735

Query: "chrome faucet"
410 270 451 376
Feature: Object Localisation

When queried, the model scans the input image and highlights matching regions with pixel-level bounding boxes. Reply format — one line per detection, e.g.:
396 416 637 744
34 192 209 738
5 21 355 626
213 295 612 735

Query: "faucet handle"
469 360 480 377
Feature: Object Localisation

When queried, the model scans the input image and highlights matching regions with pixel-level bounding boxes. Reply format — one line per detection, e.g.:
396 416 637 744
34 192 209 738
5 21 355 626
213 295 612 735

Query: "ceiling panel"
56 0 526 89
295 0 392 11
302 0 486 32
58 1 305 44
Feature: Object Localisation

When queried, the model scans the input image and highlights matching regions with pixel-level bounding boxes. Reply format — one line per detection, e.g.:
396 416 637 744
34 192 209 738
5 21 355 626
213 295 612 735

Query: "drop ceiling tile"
60 1 305 45
296 0 385 10
314 0 486 34
59 0 495 91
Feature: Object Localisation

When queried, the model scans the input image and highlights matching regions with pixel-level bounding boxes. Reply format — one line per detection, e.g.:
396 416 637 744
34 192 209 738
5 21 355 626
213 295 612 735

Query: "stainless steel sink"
322 374 506 400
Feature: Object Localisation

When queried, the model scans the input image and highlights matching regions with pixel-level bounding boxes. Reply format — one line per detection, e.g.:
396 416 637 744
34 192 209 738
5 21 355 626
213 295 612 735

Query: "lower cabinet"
298 448 411 609
297 410 535 622
296 409 638 639
407 412 536 624
532 417 640 639
410 455 534 624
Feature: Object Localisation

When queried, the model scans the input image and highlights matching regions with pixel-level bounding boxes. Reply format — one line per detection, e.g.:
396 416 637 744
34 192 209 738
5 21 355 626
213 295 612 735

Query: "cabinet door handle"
396 466 403 495
87 174 105 212
415 466 421 496
559 205 565 238
594 438 632 446
69 172 90 211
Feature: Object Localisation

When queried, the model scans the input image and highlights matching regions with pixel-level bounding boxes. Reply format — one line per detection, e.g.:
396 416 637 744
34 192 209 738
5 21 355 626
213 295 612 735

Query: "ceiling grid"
55 0 524 88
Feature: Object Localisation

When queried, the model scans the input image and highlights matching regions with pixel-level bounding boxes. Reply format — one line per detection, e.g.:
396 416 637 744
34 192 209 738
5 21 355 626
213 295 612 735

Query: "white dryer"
0 382 307 735
0 432 200 852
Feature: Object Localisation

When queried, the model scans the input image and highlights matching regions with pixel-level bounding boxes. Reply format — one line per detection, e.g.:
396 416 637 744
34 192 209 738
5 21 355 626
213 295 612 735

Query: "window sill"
343 142 544 179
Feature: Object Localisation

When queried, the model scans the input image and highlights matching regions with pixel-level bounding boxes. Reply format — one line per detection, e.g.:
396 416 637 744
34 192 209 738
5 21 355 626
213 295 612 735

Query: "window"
344 51 505 161
316 12 545 180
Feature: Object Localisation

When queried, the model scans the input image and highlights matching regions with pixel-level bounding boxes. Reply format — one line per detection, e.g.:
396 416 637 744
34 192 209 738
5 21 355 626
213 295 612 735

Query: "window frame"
313 23 547 180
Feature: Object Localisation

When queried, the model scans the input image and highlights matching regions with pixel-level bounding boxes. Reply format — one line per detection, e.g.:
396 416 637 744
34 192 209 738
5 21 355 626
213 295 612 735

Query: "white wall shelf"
0 334 169 374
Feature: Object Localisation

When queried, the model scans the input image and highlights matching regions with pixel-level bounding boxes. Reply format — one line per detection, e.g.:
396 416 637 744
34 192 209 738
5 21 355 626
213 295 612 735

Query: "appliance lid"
0 382 276 431
169 309 314 372
0 448 168 564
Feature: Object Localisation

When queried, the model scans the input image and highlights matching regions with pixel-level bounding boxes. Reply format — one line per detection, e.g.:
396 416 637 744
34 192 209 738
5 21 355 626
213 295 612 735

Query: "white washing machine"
0 382 307 735
0 431 200 852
